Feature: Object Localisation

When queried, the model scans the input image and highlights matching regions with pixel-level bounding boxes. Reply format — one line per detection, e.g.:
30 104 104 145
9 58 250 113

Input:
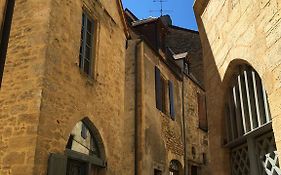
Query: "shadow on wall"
194 11 231 175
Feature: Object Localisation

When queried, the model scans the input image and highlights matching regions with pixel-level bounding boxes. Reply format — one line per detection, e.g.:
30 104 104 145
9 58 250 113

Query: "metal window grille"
231 143 250 175
256 132 281 175
225 65 280 175
225 65 271 143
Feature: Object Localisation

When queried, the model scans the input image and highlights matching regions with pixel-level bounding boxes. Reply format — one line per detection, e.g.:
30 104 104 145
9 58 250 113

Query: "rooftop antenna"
150 0 171 16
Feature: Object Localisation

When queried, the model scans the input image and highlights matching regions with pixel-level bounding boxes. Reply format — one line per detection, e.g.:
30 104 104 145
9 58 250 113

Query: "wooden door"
67 159 87 175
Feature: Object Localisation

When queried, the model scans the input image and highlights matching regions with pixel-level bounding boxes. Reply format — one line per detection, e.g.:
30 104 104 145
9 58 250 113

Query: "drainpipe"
135 39 144 175
182 59 188 175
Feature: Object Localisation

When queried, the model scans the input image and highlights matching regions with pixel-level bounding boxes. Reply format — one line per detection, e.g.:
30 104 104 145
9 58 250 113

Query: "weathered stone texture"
0 0 51 174
141 42 184 174
194 0 281 174
0 0 128 174
184 77 209 174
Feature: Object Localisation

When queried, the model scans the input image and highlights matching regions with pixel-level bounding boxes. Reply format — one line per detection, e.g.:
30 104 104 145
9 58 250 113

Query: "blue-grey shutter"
47 153 67 175
155 66 162 111
169 80 175 119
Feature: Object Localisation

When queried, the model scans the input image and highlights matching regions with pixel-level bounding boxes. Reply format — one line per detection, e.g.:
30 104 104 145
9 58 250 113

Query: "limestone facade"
0 0 209 175
194 0 281 174
125 11 209 175
0 0 128 174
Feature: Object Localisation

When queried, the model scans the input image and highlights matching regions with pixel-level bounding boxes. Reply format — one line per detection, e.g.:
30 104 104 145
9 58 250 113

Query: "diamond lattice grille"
256 133 281 175
231 143 250 175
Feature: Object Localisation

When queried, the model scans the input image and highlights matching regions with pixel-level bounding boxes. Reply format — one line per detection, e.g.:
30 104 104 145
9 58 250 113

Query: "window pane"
84 60 90 75
82 13 85 26
81 28 84 40
79 45 83 55
85 46 91 60
79 54 82 68
86 32 92 46
87 18 92 32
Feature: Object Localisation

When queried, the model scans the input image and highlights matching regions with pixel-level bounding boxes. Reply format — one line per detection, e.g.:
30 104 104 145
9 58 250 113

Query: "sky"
121 0 198 31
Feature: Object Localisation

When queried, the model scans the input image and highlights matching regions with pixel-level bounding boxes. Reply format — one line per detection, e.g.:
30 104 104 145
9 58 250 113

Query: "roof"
132 17 158 26
116 0 130 38
173 52 188 60
124 8 139 21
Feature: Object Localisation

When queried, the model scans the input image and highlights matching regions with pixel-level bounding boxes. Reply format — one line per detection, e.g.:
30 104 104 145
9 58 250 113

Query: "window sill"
223 122 272 148
158 109 176 121
198 126 208 133
76 63 96 86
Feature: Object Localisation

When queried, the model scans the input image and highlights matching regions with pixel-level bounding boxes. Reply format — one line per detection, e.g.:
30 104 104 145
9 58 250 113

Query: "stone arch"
169 159 183 175
220 59 262 143
79 117 106 160
220 60 280 174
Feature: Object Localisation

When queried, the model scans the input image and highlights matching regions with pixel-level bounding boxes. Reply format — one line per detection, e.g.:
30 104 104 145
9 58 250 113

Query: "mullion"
81 14 88 71
85 16 93 75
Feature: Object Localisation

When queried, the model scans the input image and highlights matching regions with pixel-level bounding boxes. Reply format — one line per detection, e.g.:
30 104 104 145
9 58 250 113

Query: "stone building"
124 10 209 175
0 0 208 175
0 0 130 174
194 0 281 175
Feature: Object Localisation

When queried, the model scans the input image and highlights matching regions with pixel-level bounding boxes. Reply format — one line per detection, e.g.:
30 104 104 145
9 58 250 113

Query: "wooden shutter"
198 93 208 131
47 153 67 175
155 66 162 111
169 80 175 120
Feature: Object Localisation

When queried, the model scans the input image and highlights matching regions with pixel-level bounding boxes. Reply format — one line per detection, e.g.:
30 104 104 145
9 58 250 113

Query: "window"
191 165 198 175
154 169 162 175
169 160 182 175
48 118 106 175
224 65 281 175
79 12 95 76
0 0 15 87
155 66 167 114
155 66 175 119
197 93 208 131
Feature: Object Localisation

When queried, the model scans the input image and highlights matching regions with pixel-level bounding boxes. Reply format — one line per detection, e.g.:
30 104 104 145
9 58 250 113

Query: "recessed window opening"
224 64 280 175
79 12 95 76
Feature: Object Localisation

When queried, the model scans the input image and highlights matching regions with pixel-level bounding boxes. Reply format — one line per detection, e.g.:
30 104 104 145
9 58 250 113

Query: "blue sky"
121 0 198 31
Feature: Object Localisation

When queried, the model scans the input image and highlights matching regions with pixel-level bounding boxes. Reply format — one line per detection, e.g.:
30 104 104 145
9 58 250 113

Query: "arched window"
169 160 182 175
48 118 106 175
224 65 281 175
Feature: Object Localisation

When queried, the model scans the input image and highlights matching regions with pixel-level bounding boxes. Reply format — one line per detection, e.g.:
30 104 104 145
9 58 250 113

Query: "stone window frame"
223 64 281 175
47 118 106 175
78 6 99 79
169 159 183 175
155 66 177 120
197 92 208 132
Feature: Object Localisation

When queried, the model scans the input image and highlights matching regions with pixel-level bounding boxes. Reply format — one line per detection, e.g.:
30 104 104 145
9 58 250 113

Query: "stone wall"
0 0 129 174
141 42 184 174
184 77 209 174
0 0 51 174
0 0 6 31
33 0 128 174
194 0 281 174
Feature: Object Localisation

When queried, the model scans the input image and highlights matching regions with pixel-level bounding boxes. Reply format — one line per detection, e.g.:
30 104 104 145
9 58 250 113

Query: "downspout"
135 39 144 175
